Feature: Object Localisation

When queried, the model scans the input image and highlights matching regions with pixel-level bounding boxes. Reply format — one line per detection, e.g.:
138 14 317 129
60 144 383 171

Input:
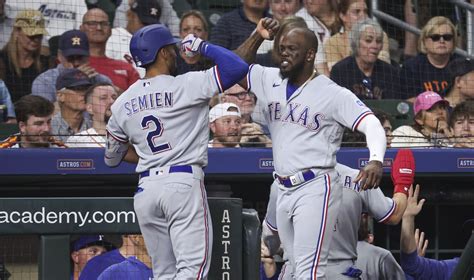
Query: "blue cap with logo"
59 30 89 57
72 235 110 252
56 68 93 90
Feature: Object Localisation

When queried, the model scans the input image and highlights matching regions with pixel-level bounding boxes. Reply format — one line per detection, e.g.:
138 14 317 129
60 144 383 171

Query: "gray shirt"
51 111 92 142
31 64 112 102
356 241 405 280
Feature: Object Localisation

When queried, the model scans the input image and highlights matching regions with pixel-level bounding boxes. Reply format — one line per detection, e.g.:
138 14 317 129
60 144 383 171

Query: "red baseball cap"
413 91 450 115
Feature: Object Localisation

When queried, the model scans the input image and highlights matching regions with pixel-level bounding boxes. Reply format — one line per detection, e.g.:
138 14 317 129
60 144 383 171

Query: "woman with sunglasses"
330 18 400 100
0 10 49 103
400 16 459 100
0 10 50 103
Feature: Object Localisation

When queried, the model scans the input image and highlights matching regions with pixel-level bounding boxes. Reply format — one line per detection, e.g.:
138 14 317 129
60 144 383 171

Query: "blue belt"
139 165 193 180
276 170 316 188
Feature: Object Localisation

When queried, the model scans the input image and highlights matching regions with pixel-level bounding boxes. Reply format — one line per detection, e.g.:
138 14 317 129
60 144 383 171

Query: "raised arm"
182 34 249 91
234 18 280 64
401 184 425 254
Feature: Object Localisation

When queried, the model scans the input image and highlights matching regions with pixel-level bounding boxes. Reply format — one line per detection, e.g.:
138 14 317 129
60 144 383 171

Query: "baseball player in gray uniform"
236 18 387 279
104 24 248 279
263 149 415 279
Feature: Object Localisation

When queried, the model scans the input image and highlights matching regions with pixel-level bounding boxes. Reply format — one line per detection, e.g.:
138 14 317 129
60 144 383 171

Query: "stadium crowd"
0 0 473 279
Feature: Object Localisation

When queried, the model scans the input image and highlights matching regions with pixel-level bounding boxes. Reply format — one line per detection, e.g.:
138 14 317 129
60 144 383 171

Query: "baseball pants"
276 169 342 280
134 165 212 280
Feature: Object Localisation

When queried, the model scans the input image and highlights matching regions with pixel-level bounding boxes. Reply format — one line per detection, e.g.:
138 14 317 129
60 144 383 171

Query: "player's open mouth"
281 61 289 67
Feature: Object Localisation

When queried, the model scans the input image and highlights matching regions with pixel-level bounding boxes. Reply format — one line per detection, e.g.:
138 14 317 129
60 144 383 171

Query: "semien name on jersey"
124 92 174 116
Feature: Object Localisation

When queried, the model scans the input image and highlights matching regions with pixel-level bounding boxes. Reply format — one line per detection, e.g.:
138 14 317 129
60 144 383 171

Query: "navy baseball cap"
72 235 109 252
56 68 93 90
58 30 89 57
131 0 161 25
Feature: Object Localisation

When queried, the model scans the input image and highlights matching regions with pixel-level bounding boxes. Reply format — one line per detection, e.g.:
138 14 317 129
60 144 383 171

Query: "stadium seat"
363 99 414 129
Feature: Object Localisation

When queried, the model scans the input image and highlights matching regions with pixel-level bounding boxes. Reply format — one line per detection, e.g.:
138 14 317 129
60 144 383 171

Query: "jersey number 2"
141 115 171 154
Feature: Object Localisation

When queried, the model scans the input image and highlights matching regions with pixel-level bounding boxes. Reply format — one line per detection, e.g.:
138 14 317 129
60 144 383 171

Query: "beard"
280 60 305 81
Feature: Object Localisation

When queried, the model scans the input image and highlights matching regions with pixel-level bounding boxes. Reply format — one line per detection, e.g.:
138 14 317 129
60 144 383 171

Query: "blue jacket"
98 256 152 280
401 250 459 280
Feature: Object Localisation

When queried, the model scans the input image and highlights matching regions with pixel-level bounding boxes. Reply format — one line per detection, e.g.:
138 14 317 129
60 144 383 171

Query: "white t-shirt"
66 128 106 148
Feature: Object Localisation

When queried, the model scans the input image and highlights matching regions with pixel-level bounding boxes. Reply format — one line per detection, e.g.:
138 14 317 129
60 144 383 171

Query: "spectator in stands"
51 68 93 142
219 84 271 147
449 101 474 148
209 103 243 148
0 95 65 148
113 0 180 37
210 0 270 51
2 0 87 49
295 0 338 75
80 8 139 92
0 10 49 102
342 108 394 147
0 80 15 123
270 0 301 21
79 234 151 280
392 91 450 148
32 30 112 105
177 10 214 74
70 235 111 280
66 83 117 147
400 16 459 99
106 0 161 77
445 58 474 108
400 184 460 280
97 235 152 280
330 18 400 99
356 213 405 279
324 0 390 72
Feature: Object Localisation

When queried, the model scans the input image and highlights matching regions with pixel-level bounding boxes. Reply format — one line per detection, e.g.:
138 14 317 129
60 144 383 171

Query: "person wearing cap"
32 29 112 105
70 235 111 280
209 102 243 148
445 58 474 108
4 0 87 46
392 91 450 148
106 0 162 73
81 8 139 92
217 84 272 147
0 9 50 103
83 235 152 280
0 95 66 148
51 68 93 142
66 83 118 147
448 101 474 148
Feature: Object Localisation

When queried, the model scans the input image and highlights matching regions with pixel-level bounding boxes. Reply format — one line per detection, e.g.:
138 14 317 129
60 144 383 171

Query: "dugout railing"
0 197 261 280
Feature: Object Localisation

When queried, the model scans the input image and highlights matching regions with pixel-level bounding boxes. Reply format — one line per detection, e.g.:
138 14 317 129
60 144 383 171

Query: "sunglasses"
428 34 454 42
225 92 256 100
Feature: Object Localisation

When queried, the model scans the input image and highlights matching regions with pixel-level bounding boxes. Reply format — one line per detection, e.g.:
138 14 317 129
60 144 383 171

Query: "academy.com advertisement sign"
0 198 141 234
0 197 244 279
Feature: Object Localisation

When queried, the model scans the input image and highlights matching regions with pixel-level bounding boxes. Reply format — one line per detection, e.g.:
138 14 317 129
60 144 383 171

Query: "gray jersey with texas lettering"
247 65 372 176
106 68 221 173
330 164 395 260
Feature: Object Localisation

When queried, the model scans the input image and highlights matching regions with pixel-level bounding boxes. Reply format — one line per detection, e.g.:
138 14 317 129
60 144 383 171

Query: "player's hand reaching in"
181 34 204 58
257 17 279 40
414 228 428 257
354 160 383 190
403 184 425 218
